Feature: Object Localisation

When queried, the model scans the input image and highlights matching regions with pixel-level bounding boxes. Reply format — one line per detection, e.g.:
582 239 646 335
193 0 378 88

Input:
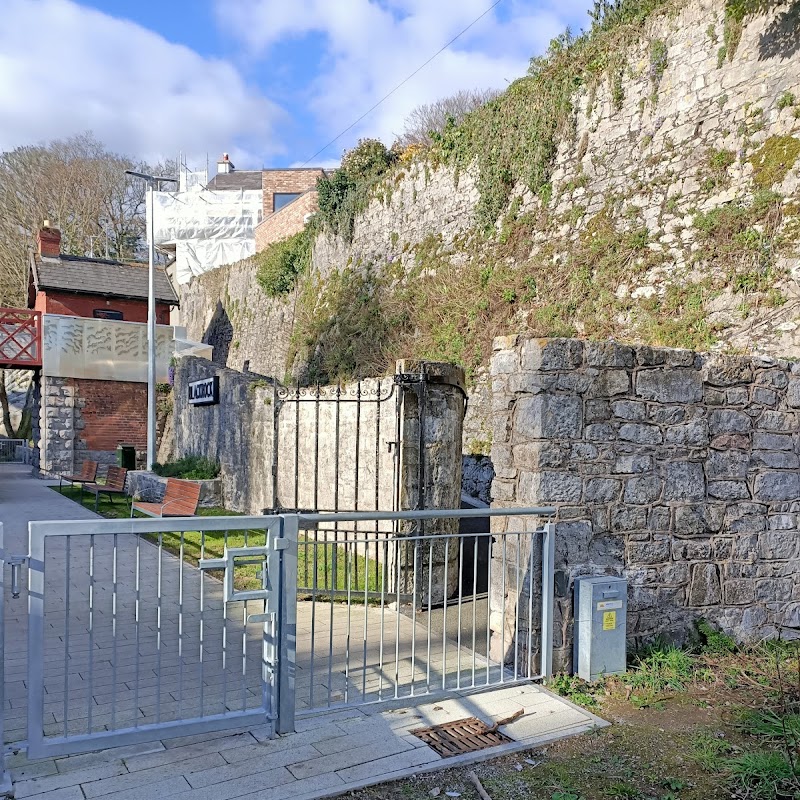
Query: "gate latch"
6 555 27 599
199 545 273 603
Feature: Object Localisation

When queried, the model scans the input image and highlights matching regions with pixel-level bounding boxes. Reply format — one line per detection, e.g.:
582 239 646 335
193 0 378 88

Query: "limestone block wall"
490 336 800 670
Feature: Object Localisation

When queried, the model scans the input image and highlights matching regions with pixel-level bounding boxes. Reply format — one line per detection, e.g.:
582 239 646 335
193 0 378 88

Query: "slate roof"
205 171 263 191
33 254 179 305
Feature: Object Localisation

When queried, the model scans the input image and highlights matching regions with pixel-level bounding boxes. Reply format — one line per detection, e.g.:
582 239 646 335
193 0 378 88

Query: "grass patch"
51 485 380 596
748 135 800 189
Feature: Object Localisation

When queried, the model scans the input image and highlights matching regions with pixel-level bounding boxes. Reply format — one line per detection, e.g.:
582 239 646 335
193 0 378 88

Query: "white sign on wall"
188 376 219 406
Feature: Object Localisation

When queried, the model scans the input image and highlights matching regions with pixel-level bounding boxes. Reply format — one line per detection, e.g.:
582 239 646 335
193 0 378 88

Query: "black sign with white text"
188 376 220 406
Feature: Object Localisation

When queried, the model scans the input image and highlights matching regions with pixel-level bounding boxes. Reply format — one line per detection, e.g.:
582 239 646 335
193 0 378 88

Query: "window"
93 309 124 320
273 192 301 212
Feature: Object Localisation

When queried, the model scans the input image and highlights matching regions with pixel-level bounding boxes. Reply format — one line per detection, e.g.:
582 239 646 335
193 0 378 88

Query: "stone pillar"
38 375 77 477
395 360 466 604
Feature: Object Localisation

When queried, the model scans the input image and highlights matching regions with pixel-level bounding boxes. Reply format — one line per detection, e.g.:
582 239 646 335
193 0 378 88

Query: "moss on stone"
748 135 800 189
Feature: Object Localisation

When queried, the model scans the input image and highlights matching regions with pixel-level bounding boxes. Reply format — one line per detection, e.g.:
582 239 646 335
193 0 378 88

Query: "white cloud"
0 0 284 164
217 0 585 159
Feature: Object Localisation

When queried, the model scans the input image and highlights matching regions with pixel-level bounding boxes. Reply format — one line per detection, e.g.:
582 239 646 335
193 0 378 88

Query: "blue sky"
0 0 591 170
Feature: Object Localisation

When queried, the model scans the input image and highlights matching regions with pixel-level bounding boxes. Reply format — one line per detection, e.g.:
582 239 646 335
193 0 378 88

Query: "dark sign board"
188 376 219 406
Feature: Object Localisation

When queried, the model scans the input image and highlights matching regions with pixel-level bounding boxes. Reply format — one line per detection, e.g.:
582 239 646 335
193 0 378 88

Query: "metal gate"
269 377 402 516
19 515 285 759
0 506 554 783
0 440 24 463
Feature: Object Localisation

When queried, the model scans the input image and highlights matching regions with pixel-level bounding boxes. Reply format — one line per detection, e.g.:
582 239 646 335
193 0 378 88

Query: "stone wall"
490 336 800 670
180 259 297 377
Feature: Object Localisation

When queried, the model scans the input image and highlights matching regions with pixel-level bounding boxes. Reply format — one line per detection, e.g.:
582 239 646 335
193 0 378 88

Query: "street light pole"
125 170 178 471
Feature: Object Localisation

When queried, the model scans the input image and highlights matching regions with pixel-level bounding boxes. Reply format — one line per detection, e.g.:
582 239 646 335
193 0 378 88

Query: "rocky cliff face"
179 0 800 469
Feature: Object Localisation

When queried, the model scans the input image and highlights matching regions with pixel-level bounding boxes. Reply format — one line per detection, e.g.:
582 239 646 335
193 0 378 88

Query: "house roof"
206 170 263 191
32 254 179 305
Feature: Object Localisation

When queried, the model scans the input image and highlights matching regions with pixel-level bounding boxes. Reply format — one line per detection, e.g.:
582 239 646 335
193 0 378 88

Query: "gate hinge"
273 539 289 551
5 555 28 599
393 372 427 386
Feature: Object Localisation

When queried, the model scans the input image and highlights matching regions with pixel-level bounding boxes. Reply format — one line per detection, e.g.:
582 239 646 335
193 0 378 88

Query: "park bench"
82 466 128 512
131 478 201 518
58 460 98 493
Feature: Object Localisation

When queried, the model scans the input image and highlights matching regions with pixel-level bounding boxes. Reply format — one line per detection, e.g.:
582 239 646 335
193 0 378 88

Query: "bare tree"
0 131 171 307
395 88 500 149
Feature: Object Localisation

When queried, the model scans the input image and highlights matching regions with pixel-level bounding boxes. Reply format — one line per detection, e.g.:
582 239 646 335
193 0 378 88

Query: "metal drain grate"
411 717 513 757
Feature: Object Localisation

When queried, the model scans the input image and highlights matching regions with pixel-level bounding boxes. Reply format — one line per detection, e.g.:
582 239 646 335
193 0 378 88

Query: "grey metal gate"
0 440 24 463
22 515 285 759
0 506 555 788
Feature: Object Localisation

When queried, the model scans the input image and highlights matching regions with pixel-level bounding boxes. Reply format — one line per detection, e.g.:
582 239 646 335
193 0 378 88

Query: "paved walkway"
1 464 607 799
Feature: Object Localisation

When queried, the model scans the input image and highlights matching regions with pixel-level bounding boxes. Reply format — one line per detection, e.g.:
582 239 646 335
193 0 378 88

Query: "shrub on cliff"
255 227 313 297
316 139 397 240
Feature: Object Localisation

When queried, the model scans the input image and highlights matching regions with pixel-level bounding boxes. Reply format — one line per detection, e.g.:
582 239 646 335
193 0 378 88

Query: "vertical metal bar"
241 599 248 711
354 381 361 590
471 533 478 687
527 527 534 680
485 536 492 686
416 371 426 524
156 533 163 724
426 539 433 693
456 536 464 689
378 538 388 700
393 537 401 698
221 530 229 713
441 538 449 691
111 534 118 730
199 529 205 717
344 535 352 705
409 539 418 696
309 528 318 708
0 524 11 793
294 384 300 512
361 544 369 703
541 521 556 679
327 537 337 707
178 532 185 717
62 536 70 738
313 385 320 512
277 515 298 735
514 533 521 682
88 534 95 732
134 534 141 727
27 524 47 758
374 380 381 587
500 536 507 684
271 382 279 511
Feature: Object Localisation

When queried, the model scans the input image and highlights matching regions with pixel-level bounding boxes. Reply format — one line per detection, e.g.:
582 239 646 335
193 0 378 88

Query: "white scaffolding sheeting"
151 168 262 284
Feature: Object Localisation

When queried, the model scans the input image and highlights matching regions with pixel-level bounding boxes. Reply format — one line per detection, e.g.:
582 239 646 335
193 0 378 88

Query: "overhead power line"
300 0 505 166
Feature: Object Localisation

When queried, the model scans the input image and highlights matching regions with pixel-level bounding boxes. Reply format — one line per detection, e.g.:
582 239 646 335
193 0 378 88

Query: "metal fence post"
540 521 556 679
0 523 12 797
277 515 298 734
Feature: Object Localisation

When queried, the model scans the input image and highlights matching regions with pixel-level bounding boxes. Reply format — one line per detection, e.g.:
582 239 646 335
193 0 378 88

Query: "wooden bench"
82 466 128 512
131 478 201 518
59 460 98 493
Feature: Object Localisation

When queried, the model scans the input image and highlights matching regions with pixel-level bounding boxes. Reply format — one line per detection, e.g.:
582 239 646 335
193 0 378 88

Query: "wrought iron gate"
268 377 402 516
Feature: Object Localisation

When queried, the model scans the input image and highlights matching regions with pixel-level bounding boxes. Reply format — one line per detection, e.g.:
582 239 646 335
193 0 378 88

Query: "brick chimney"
37 222 61 259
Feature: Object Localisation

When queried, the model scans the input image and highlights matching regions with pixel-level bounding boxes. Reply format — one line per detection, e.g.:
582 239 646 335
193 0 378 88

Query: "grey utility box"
574 576 627 681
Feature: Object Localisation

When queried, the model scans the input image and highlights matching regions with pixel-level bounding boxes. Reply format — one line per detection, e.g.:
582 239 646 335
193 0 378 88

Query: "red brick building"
206 159 326 253
29 226 180 474
30 226 176 323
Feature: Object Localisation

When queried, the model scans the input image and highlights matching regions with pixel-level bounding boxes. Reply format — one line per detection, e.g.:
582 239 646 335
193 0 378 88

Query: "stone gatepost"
395 360 466 605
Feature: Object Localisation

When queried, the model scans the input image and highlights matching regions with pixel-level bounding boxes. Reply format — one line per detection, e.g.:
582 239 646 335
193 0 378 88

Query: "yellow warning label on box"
602 611 616 631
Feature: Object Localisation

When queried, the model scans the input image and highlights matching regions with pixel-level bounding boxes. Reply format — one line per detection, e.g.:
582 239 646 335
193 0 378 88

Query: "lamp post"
125 170 178 470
